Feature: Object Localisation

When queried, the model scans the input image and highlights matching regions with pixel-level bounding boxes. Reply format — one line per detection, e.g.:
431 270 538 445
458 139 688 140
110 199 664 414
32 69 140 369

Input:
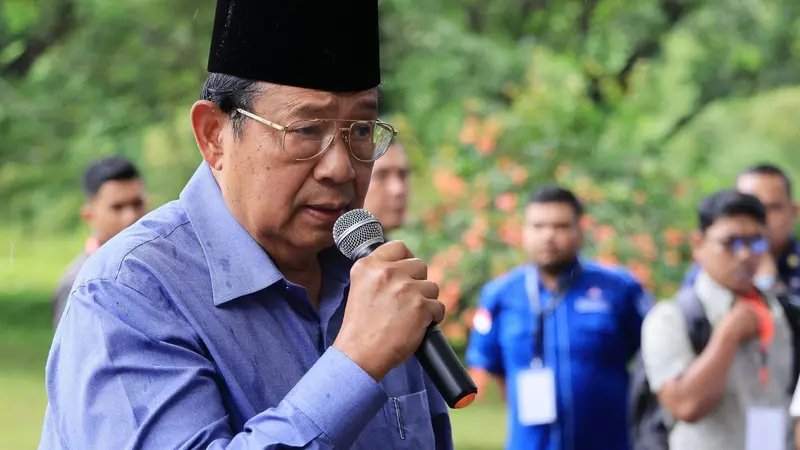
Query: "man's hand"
334 241 445 381
718 301 760 343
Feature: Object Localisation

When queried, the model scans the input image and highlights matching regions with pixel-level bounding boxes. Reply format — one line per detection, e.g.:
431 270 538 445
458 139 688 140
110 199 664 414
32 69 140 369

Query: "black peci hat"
207 0 381 92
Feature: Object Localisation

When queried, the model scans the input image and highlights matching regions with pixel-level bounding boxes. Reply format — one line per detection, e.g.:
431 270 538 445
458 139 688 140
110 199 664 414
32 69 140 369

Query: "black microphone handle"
415 325 478 409
350 239 478 409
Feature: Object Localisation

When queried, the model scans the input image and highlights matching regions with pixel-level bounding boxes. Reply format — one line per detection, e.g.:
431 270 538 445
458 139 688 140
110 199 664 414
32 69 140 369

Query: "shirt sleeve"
423 373 454 450
465 283 504 376
640 301 696 392
42 279 388 450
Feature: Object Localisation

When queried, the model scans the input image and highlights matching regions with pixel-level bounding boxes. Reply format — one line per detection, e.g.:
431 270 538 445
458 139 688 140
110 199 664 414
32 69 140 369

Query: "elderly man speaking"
38 1 452 449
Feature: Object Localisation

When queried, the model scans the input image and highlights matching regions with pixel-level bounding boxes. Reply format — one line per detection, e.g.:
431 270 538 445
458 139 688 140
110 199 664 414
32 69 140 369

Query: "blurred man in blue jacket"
466 185 653 450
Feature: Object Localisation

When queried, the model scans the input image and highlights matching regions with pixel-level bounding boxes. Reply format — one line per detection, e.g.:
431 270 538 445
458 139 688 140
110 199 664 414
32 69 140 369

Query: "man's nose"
387 177 407 198
314 134 356 184
121 207 140 225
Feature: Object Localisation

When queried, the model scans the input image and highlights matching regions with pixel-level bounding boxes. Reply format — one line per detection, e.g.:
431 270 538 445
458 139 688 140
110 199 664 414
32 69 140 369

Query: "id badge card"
745 407 786 450
516 364 557 426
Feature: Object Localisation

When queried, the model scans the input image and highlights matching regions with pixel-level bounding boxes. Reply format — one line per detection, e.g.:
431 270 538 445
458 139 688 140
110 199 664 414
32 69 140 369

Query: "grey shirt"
641 270 795 450
52 252 90 329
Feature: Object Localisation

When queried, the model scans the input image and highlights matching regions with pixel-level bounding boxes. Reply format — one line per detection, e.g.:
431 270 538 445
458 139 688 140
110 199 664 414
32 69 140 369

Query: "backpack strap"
674 288 712 355
772 292 800 394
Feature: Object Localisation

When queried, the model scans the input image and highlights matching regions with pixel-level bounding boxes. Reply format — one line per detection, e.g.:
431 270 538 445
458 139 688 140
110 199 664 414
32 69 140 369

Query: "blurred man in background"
52 156 147 328
363 140 410 233
642 189 794 450
684 164 800 295
466 185 652 450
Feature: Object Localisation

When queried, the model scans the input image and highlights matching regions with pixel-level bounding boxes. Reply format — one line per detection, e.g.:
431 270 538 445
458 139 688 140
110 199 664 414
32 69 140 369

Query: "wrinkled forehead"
255 84 380 120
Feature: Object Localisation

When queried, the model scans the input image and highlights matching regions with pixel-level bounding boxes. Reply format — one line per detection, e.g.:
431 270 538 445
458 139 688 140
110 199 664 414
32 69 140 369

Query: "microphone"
333 209 478 409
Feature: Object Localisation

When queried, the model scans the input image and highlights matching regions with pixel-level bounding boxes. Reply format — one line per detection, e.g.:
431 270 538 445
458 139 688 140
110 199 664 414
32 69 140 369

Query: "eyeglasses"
708 236 770 255
235 109 397 162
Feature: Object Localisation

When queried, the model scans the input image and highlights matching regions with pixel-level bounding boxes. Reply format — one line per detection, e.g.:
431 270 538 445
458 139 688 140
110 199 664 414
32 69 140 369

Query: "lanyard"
740 291 774 387
526 263 582 366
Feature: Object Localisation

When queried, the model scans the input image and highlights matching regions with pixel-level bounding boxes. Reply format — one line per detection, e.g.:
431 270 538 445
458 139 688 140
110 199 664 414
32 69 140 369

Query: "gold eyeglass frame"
235 108 398 162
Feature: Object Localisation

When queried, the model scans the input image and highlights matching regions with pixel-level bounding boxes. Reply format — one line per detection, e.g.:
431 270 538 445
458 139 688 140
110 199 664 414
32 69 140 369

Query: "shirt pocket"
382 390 436 449
570 309 622 363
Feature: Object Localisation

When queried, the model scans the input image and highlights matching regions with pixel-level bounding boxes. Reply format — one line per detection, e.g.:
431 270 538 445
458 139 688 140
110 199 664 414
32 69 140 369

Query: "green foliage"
4 0 800 334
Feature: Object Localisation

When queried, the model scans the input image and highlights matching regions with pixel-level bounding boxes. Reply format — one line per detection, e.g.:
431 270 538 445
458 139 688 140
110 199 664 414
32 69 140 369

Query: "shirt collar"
694 270 735 325
179 163 284 306
179 163 353 306
529 258 583 293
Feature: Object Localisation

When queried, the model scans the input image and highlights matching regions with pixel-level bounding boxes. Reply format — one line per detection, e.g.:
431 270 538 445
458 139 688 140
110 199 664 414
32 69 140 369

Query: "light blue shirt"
39 162 452 449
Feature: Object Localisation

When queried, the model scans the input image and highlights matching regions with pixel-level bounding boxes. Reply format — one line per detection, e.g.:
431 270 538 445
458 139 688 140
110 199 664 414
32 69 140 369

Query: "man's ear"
690 230 704 263
190 100 227 171
80 203 92 224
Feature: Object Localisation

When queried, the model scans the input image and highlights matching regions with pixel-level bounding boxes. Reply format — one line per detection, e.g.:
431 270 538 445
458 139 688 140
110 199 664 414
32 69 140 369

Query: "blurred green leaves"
3 0 800 330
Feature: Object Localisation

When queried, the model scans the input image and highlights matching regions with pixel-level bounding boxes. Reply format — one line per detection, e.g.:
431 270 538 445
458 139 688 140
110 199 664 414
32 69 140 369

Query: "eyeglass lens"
283 120 394 161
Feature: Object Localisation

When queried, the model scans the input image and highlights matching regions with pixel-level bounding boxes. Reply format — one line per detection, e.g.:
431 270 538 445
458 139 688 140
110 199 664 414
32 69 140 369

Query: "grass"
0 230 507 449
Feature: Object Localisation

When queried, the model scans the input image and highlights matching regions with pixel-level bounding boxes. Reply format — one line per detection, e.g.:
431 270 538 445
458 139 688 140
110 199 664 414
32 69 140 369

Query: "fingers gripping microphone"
334 209 478 409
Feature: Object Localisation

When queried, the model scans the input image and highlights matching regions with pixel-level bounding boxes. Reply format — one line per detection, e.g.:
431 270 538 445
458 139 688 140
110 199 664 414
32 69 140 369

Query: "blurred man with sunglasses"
683 164 800 295
641 189 795 449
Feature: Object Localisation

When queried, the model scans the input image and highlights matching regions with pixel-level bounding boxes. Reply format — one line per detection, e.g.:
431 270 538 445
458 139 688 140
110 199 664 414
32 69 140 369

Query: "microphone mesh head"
333 209 385 260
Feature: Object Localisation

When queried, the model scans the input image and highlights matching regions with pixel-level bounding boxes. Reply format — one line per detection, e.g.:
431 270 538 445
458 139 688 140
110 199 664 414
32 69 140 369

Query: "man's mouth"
303 203 349 223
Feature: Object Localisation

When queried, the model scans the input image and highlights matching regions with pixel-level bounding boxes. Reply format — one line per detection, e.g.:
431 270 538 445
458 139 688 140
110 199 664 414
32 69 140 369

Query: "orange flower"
580 214 596 230
463 215 489 251
476 136 497 155
470 191 490 211
593 225 616 244
630 233 658 261
664 227 683 248
596 253 619 268
433 168 467 198
440 279 463 312
460 115 479 145
499 217 523 246
627 261 653 289
510 165 528 186
664 249 680 268
494 192 519 213
632 190 647 206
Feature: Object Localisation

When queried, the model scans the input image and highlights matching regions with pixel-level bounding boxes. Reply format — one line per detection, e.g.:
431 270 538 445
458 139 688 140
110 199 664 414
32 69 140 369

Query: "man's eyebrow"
285 98 378 119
